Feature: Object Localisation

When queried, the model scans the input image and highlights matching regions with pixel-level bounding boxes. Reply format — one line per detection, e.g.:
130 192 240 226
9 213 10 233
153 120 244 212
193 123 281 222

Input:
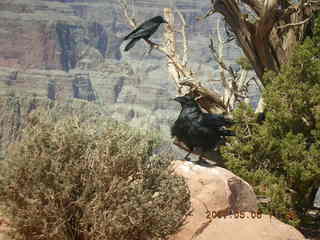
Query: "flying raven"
122 16 168 51
171 95 235 163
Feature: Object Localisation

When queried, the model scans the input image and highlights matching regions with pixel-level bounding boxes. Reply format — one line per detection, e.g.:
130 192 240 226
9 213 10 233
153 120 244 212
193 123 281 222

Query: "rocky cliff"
0 0 223 69
0 0 108 71
0 0 257 139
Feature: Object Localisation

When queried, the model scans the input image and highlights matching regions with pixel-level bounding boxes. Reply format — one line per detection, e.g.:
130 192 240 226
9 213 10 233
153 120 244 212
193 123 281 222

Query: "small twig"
197 8 217 21
228 66 237 79
119 0 136 28
276 17 311 29
252 76 264 92
209 39 231 75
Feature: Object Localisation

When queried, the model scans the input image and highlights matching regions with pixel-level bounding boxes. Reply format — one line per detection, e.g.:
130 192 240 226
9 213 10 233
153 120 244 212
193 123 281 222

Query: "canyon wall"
0 0 257 138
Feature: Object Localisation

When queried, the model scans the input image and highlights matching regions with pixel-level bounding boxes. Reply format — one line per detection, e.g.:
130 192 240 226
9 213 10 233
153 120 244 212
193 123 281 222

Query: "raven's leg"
184 151 192 161
183 146 194 161
144 39 158 54
197 151 208 165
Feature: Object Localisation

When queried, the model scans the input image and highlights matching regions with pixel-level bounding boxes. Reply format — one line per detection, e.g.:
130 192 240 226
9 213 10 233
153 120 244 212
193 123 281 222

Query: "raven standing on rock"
171 95 235 164
122 16 168 52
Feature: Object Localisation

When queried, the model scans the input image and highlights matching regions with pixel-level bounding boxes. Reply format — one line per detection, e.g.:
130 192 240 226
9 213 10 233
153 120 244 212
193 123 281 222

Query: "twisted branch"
119 0 228 112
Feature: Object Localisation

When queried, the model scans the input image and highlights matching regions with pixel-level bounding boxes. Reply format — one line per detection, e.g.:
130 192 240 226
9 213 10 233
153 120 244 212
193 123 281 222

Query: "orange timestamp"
205 209 263 220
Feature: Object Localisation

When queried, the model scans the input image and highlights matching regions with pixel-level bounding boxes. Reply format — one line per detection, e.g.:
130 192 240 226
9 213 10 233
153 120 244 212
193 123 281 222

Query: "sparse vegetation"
0 97 190 240
0 93 105 154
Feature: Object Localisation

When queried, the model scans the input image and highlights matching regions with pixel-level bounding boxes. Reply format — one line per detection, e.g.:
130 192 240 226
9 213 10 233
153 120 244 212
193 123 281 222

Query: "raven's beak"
172 96 183 103
163 19 169 24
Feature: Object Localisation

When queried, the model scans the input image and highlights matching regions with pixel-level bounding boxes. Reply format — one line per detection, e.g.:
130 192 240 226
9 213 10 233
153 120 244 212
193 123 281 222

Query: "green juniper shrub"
221 15 320 227
236 56 253 71
0 108 190 240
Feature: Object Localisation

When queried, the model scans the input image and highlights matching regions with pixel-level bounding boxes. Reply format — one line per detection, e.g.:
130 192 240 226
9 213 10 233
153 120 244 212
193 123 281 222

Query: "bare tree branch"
119 1 229 112
119 0 137 27
179 80 227 113
208 17 255 111
276 17 311 29
176 9 188 67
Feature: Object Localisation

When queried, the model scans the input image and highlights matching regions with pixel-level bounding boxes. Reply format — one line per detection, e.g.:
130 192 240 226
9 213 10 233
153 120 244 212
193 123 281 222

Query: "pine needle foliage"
222 15 320 227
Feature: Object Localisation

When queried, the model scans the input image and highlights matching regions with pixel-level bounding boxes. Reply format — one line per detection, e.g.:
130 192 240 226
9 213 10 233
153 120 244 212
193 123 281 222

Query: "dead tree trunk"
206 0 320 81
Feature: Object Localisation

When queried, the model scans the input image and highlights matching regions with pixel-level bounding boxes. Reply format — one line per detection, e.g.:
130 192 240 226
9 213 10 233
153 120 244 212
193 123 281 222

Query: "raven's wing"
171 116 188 138
200 113 234 129
124 38 139 51
219 129 235 136
170 121 179 137
123 21 159 40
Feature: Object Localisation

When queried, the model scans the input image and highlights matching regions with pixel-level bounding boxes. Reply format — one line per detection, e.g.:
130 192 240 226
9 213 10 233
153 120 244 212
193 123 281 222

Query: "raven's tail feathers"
220 129 235 136
124 38 139 51
223 118 236 127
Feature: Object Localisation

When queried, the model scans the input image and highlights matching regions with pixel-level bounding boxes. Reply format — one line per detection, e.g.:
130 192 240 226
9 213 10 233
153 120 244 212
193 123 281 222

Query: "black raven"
123 16 168 51
171 95 235 163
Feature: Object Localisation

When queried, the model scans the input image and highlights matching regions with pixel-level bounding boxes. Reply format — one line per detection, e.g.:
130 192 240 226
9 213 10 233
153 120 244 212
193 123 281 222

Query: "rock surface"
170 160 306 240
193 215 306 240
171 160 258 240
